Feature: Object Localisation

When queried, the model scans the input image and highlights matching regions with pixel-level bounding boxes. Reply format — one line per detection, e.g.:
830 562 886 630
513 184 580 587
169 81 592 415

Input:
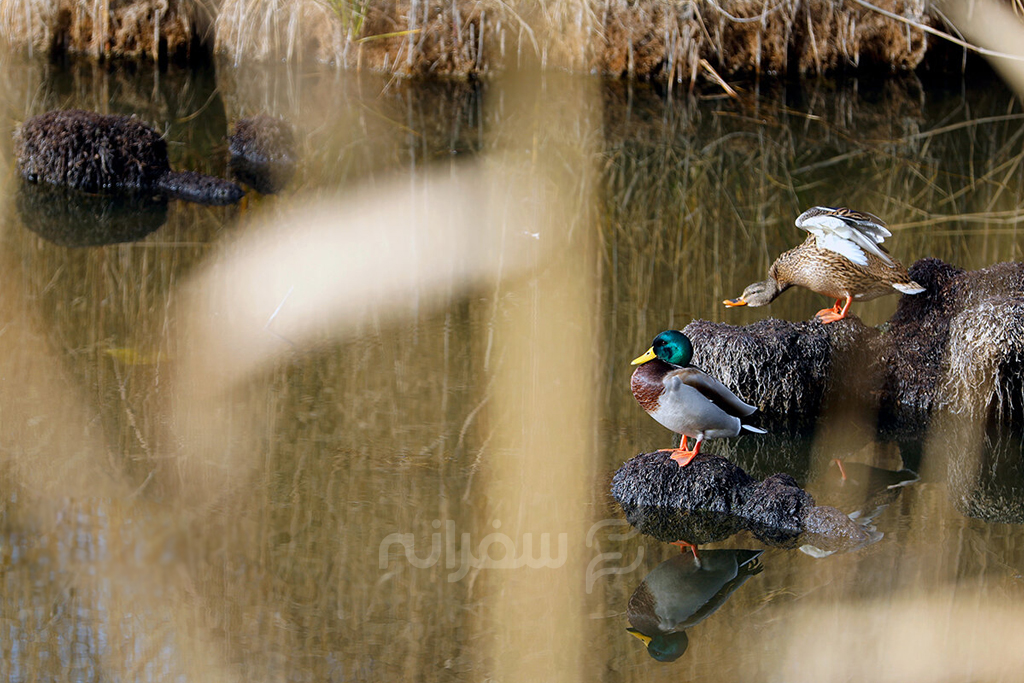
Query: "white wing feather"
817 232 868 266
795 207 895 267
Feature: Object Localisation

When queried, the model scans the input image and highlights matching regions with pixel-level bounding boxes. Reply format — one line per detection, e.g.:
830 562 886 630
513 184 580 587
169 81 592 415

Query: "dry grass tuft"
0 0 967 76
209 0 935 77
0 0 200 61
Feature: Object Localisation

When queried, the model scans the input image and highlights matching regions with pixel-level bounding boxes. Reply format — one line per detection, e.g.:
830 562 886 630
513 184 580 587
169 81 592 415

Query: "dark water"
2 51 1024 682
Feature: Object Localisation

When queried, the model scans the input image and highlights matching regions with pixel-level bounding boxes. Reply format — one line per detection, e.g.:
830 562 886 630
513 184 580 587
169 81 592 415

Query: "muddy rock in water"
682 317 881 433
14 109 244 206
228 114 297 194
611 452 873 553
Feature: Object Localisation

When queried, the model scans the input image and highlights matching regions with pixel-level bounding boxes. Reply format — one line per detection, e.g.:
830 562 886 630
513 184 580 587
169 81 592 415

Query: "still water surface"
1 54 1023 682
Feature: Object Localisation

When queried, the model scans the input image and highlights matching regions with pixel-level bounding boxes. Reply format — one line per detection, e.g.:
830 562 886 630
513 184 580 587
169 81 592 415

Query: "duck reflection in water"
816 460 918 523
626 548 764 662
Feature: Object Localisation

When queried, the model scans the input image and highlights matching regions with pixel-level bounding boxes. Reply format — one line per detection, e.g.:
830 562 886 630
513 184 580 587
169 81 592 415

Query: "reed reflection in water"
1 45 1024 683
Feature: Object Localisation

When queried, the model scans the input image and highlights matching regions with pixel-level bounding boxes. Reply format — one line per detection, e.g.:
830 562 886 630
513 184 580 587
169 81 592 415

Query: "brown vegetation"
0 0 202 60
0 0 979 78
213 0 934 77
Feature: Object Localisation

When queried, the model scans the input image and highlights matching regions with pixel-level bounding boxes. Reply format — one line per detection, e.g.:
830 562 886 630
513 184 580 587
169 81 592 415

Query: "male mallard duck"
631 330 766 467
723 206 924 323
626 549 764 662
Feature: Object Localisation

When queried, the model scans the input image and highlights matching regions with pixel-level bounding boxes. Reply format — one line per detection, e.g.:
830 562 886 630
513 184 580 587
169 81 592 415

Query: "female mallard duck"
626 548 764 662
723 206 924 323
631 330 766 467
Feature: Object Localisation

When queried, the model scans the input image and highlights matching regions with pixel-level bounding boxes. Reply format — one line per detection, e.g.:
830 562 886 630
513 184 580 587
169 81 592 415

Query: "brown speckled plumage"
725 207 925 321
771 234 920 302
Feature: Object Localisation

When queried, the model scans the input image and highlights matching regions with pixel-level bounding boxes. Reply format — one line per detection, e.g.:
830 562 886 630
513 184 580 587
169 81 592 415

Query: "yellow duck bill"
723 297 747 307
626 628 653 646
631 347 658 365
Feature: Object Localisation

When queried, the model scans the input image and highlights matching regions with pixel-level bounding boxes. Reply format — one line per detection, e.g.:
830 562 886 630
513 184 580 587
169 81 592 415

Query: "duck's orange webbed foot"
670 539 700 561
832 458 848 481
658 436 703 468
815 297 852 324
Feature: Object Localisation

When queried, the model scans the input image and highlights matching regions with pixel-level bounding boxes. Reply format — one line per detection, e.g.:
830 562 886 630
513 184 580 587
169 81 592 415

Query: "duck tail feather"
893 281 926 294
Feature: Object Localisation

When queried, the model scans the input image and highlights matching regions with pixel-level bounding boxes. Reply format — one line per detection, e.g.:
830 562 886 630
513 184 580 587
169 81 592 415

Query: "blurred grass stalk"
172 71 599 679
940 0 1024 93
484 73 598 681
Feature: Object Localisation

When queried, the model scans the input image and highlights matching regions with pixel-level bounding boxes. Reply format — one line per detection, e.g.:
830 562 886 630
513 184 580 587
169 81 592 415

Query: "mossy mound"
14 109 244 206
938 262 1024 422
15 109 170 192
881 258 1024 432
228 115 297 194
683 316 880 432
611 451 872 553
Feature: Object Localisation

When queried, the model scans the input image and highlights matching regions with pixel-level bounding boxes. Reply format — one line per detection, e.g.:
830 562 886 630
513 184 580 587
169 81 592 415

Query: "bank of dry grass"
0 0 973 79
0 0 206 61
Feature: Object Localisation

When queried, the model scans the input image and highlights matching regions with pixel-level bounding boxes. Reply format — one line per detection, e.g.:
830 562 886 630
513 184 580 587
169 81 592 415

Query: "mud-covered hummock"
14 110 244 206
879 258 1024 432
685 258 1024 438
228 115 296 194
880 257 968 431
611 452 875 553
684 316 880 432
933 261 1024 421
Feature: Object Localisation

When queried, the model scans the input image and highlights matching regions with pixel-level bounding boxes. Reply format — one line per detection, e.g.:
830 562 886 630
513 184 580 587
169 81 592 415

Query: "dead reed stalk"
0 0 985 78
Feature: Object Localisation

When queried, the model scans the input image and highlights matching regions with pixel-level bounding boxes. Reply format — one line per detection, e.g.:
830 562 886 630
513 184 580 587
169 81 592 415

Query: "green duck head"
631 330 693 367
627 627 689 662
